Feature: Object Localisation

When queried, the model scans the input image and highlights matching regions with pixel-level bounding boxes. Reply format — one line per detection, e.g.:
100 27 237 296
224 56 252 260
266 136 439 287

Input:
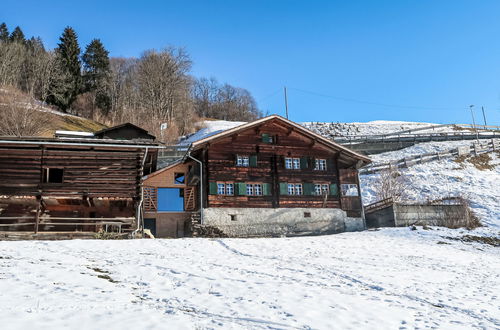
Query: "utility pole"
481 106 487 127
469 105 479 142
284 86 289 119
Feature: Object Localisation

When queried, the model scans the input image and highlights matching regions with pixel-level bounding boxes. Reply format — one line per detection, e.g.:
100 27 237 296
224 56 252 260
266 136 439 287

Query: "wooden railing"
360 139 500 174
143 186 157 211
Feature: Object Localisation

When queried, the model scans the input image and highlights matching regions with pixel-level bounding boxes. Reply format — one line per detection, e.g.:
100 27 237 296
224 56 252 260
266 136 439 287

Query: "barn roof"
0 136 163 148
94 123 156 140
190 115 371 166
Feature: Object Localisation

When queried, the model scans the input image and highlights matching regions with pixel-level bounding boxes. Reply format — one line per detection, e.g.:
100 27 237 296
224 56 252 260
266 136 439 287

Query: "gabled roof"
190 115 371 166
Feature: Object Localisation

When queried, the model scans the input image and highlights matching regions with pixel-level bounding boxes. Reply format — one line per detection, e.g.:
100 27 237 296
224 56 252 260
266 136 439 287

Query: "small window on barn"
174 172 185 184
230 214 237 221
341 184 359 197
314 159 327 171
42 168 64 183
304 212 311 218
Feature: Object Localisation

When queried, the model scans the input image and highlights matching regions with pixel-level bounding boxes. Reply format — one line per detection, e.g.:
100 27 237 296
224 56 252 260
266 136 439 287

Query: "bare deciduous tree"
0 88 53 136
375 168 411 202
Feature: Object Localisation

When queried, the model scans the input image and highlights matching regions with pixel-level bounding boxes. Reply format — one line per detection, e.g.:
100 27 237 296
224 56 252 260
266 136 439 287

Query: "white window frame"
314 183 329 195
314 159 327 171
254 184 263 196
287 183 295 195
285 157 293 169
236 155 249 167
226 183 234 196
246 184 254 196
341 184 359 197
292 158 300 169
294 184 303 195
217 183 225 195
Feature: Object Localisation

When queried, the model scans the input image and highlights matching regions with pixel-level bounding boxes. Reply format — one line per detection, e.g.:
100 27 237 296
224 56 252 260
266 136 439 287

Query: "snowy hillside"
0 229 498 329
360 142 500 227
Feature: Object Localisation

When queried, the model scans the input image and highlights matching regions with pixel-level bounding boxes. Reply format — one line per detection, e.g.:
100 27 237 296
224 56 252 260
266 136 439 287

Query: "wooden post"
34 196 42 234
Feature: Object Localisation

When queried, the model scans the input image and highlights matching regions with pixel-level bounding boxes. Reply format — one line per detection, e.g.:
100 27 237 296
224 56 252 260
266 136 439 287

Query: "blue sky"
2 0 500 124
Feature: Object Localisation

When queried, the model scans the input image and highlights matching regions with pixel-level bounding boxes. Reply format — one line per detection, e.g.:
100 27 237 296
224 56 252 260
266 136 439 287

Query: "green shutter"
327 158 335 171
209 182 217 195
236 182 247 195
329 183 339 196
262 183 271 196
300 157 309 169
262 133 270 143
303 183 314 196
279 182 288 195
249 154 258 167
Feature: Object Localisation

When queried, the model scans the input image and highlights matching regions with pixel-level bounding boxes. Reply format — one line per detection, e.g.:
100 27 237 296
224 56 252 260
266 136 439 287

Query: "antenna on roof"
284 86 289 119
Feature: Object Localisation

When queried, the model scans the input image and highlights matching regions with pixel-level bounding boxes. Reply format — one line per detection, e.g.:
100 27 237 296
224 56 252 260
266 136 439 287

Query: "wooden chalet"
0 124 160 237
143 115 371 238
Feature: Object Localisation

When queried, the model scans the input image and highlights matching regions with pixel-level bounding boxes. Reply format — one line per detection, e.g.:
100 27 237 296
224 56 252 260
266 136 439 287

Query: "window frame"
216 182 235 195
341 183 359 197
314 159 327 171
42 167 64 184
236 155 250 167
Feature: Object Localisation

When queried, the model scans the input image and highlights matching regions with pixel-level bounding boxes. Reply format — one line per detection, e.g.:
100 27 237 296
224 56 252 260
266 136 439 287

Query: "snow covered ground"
0 228 498 329
360 141 500 228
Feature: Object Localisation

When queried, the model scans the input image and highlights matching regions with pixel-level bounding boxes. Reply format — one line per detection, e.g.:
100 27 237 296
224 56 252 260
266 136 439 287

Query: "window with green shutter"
262 183 271 196
236 182 247 195
249 154 258 167
279 182 288 195
329 183 339 196
303 183 314 195
209 182 217 195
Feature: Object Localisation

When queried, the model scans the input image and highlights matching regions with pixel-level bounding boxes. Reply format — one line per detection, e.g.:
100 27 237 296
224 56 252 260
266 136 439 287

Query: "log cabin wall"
0 139 158 233
202 120 353 209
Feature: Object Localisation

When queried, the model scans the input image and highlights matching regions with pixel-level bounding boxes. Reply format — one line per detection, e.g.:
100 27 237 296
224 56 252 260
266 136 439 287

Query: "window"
42 168 64 183
246 184 254 196
262 133 275 144
174 172 185 184
285 157 300 169
341 184 359 197
304 212 311 218
216 183 234 195
226 183 234 195
314 159 327 171
236 155 249 167
314 184 329 196
287 183 303 195
294 184 303 195
217 183 226 195
254 184 263 196
230 214 237 221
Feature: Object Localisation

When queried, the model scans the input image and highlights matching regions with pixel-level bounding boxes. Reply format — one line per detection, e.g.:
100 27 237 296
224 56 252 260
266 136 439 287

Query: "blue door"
157 188 184 211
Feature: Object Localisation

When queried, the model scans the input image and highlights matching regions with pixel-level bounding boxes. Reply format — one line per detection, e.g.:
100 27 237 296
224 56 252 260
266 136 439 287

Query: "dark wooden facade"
189 115 370 217
0 137 159 234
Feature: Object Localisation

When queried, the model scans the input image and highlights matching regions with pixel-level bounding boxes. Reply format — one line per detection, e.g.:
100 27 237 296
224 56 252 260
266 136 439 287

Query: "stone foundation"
202 208 365 237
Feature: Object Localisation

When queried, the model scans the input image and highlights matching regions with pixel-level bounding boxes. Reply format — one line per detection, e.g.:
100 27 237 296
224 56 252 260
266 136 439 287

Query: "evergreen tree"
0 23 9 42
47 26 81 111
9 26 25 43
82 39 111 114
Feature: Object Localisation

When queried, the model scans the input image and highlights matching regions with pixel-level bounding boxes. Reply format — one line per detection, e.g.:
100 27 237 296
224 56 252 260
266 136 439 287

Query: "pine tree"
0 23 9 42
9 26 25 43
47 26 82 111
82 39 112 115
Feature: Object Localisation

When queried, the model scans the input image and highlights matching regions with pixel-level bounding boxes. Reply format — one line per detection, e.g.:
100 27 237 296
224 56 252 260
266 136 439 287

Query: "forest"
0 23 263 141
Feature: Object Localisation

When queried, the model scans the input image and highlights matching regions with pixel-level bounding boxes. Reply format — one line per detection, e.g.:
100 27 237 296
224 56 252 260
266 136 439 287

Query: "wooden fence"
360 139 500 175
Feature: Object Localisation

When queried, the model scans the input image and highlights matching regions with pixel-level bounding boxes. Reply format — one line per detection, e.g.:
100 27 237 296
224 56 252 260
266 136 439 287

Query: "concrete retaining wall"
365 203 469 228
202 208 365 237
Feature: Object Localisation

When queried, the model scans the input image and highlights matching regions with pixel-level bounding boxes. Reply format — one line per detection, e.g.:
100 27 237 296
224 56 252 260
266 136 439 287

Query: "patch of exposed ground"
454 152 498 170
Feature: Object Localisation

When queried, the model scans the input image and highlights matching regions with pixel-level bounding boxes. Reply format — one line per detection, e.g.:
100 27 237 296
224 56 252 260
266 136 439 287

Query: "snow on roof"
179 120 247 145
55 130 94 137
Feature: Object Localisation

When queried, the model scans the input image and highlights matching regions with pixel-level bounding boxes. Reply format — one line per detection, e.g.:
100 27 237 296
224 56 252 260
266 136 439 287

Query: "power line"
287 87 462 111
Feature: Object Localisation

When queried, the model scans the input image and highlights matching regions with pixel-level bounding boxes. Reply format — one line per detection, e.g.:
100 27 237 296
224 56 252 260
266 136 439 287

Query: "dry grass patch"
454 152 497 171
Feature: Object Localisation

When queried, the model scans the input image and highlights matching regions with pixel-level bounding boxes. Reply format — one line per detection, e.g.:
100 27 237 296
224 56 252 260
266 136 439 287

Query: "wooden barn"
142 115 371 237
0 125 160 238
